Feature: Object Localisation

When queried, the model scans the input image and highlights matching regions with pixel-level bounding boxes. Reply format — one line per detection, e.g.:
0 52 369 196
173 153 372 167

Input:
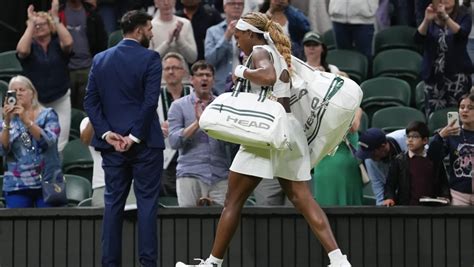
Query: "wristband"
2 121 11 130
234 65 248 79
442 13 449 21
53 16 60 24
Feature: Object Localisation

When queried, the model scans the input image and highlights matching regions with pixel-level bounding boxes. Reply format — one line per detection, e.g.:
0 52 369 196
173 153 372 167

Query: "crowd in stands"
1 0 474 208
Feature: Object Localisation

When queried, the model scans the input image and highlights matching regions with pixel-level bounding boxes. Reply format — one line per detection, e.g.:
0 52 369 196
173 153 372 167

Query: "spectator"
1 76 62 208
313 108 364 206
150 0 198 64
308 0 332 34
58 0 107 111
168 61 231 206
415 0 472 116
430 93 474 205
205 0 245 95
328 0 378 59
79 117 136 207
356 128 407 205
176 0 223 60
260 0 311 59
383 121 450 206
16 2 73 153
302 31 347 77
158 52 192 197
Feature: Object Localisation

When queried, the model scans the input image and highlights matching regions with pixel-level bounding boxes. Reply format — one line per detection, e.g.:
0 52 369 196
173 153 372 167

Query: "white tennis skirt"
230 114 311 181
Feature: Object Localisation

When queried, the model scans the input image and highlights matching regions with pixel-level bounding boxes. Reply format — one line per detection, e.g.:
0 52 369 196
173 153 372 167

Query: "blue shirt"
205 20 234 95
167 92 231 185
18 36 71 103
1 108 61 192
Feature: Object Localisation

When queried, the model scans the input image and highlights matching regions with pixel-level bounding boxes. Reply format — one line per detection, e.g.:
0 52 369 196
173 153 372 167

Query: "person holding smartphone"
414 0 472 117
1 75 62 208
429 93 474 205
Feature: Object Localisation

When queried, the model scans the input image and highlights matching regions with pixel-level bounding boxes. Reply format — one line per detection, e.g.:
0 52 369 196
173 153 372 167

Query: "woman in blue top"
415 0 472 116
1 75 62 208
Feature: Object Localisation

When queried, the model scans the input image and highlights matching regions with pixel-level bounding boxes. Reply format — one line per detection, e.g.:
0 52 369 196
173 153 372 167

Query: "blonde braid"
242 12 292 70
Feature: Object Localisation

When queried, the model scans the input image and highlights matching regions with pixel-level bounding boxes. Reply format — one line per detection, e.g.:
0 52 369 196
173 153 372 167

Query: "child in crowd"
383 121 450 206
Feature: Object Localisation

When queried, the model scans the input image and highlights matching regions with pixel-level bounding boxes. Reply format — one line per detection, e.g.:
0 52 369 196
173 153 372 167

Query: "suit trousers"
101 143 163 267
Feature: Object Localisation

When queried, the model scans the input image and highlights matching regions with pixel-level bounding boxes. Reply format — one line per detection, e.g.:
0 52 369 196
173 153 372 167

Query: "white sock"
207 254 223 265
328 248 344 263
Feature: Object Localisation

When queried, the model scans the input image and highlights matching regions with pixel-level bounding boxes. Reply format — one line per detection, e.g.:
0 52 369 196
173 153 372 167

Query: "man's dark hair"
120 10 152 34
190 60 215 75
406 121 429 139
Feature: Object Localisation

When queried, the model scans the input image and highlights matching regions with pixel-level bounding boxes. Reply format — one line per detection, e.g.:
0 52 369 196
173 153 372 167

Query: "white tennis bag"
290 56 363 167
199 86 290 150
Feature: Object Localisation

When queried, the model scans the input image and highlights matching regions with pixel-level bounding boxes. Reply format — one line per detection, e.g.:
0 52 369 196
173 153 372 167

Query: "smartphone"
6 91 16 107
447 111 460 128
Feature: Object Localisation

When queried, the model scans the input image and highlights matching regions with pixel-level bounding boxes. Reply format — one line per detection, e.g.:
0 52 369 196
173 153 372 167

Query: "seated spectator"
260 0 311 59
59 0 107 110
176 0 223 60
16 3 73 153
430 93 474 205
204 0 245 95
168 61 231 206
302 31 348 77
80 117 136 207
356 128 407 205
383 121 450 206
313 108 364 206
157 52 192 197
150 0 198 64
1 76 62 208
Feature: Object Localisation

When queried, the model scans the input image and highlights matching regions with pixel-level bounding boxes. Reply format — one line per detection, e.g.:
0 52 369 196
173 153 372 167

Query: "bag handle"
231 52 270 102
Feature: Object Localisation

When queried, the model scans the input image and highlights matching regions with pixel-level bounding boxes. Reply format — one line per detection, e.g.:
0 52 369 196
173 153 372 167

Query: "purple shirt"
167 92 231 185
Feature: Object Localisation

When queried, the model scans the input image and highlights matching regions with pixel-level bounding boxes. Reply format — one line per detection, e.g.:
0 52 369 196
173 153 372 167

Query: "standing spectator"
168 61 231 206
313 108 364 206
158 52 192 197
328 0 378 59
356 128 407 205
383 121 450 206
16 1 73 153
430 93 474 205
308 0 332 35
176 0 223 60
150 0 198 64
1 76 62 208
415 0 472 116
205 0 245 95
80 117 136 207
58 0 107 111
83 10 164 266
260 0 311 59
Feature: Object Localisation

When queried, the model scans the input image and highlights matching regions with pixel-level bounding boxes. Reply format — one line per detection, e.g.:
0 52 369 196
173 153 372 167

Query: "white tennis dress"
230 45 311 181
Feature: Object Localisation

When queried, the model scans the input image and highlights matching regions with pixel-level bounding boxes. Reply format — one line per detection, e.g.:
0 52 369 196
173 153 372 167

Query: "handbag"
290 56 363 167
199 77 290 150
345 137 370 184
42 169 67 206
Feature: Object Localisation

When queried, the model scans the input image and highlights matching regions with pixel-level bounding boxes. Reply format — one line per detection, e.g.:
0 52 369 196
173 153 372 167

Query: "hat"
355 128 387 160
302 32 323 45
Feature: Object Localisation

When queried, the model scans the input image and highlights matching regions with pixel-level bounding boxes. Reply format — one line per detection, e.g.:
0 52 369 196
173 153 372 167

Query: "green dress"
312 132 363 206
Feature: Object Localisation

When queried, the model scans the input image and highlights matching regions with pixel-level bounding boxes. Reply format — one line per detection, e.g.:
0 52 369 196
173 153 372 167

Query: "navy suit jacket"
84 39 165 150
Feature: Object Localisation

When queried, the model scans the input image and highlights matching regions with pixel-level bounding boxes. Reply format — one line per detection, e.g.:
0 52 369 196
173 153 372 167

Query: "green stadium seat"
359 110 369 133
371 106 426 133
62 139 93 182
327 49 368 84
0 50 22 82
108 30 123 48
374 26 420 55
158 196 179 207
415 81 425 113
0 80 8 100
65 174 92 206
322 29 336 50
77 197 92 207
70 108 87 140
360 77 411 119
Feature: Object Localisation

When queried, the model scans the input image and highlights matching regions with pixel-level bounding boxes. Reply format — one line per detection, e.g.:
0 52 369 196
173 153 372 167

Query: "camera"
6 91 16 106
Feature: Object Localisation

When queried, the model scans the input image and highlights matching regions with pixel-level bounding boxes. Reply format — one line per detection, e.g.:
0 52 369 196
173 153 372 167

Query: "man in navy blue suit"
84 10 164 267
